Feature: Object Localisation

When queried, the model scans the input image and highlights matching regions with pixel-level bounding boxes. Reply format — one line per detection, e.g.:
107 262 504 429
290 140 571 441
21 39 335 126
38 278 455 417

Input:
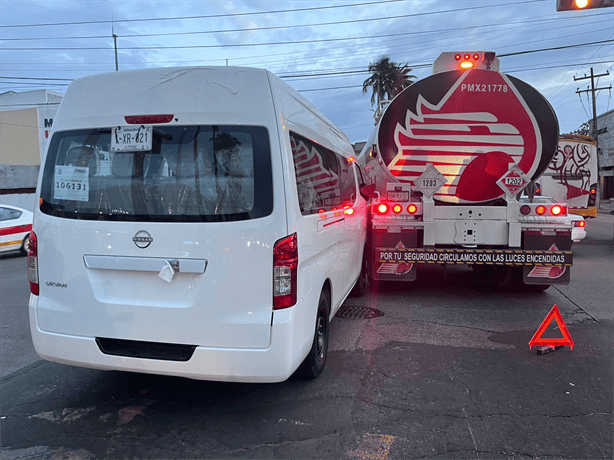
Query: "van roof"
53 66 352 157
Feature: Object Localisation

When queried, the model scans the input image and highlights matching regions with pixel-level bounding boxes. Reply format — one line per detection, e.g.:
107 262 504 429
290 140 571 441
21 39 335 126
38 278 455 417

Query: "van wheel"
20 234 30 256
350 248 369 297
297 291 330 379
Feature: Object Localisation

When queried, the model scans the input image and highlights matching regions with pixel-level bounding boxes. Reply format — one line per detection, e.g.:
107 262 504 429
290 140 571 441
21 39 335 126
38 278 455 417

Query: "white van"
28 67 370 382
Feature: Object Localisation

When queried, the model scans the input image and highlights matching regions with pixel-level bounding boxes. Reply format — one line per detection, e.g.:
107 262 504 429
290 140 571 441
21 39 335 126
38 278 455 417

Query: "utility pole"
113 33 119 71
575 68 611 141
112 16 119 72
575 68 611 203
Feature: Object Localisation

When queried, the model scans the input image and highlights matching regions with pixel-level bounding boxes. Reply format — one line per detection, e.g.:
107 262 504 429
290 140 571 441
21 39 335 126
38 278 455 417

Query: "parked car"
0 204 33 255
569 214 587 243
519 196 586 243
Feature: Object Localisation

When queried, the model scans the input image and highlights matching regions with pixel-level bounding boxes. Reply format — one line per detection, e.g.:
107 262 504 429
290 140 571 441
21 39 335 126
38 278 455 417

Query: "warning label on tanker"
376 248 572 266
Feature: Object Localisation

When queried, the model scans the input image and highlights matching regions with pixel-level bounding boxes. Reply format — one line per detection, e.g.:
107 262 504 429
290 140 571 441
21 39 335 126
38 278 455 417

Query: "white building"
0 90 63 209
590 108 614 201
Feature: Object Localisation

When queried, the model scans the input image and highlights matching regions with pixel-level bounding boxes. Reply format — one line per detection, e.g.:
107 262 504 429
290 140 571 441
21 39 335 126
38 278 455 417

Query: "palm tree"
362 56 415 107
391 63 416 99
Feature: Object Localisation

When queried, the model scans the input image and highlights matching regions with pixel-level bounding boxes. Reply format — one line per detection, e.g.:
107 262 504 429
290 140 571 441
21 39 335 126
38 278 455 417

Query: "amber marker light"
536 205 547 215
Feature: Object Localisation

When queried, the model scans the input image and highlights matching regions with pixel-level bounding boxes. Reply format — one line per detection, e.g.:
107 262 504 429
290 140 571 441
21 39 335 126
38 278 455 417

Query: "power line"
3 12 606 73
295 60 614 93
0 0 401 28
2 1 580 44
6 32 612 54
499 39 614 58
0 0 545 29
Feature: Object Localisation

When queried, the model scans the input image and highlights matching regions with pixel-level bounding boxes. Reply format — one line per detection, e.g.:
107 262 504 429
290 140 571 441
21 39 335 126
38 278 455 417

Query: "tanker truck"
357 52 572 291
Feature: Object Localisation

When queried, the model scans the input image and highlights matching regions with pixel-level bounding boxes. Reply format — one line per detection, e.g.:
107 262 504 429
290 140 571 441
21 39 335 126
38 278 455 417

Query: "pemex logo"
381 69 554 204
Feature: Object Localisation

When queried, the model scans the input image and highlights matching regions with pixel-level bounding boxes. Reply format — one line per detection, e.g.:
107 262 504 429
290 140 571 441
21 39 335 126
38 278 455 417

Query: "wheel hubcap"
316 316 325 359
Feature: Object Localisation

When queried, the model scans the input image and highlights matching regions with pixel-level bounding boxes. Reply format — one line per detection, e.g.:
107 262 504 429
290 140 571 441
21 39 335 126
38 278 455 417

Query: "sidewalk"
598 199 614 214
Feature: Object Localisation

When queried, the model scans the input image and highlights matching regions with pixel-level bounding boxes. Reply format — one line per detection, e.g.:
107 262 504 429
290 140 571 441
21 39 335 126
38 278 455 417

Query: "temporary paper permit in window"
53 166 89 202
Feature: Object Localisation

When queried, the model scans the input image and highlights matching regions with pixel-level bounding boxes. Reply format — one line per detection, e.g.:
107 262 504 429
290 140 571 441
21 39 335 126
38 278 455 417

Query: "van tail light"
124 114 174 124
574 220 586 228
273 233 297 310
27 231 39 295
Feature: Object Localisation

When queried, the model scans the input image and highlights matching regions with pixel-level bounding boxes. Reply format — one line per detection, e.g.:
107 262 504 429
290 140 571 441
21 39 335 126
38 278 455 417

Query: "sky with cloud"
1 0 612 143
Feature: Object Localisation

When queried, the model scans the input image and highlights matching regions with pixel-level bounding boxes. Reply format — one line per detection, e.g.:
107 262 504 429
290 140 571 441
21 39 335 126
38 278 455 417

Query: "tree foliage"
570 121 591 136
362 56 416 107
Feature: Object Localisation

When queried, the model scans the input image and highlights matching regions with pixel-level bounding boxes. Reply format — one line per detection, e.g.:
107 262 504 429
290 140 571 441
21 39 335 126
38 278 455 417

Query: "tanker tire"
523 283 550 292
495 266 524 291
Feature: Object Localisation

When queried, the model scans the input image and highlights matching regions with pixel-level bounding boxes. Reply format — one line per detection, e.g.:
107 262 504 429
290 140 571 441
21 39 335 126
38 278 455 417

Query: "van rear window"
40 126 273 222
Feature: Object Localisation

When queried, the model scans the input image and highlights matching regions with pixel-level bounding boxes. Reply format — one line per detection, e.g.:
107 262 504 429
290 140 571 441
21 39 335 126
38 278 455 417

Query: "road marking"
28 407 95 424
117 405 147 425
348 433 396 460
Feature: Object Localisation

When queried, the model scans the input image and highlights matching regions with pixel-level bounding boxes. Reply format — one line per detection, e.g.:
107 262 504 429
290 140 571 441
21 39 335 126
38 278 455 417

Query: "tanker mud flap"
371 229 418 281
522 231 572 285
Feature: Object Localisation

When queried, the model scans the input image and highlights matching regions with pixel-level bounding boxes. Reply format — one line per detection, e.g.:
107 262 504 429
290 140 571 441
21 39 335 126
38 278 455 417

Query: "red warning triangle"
529 305 574 350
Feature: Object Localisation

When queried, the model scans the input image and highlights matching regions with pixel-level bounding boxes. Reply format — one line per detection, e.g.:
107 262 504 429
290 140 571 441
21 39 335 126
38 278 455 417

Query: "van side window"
290 132 356 216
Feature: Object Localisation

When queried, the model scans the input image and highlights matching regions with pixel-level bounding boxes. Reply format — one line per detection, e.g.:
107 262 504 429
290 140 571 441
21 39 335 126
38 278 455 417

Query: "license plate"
111 125 153 152
386 191 409 202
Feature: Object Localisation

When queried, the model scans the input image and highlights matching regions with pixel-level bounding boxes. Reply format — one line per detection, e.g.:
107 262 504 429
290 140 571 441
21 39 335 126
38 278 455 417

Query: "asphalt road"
1 214 612 459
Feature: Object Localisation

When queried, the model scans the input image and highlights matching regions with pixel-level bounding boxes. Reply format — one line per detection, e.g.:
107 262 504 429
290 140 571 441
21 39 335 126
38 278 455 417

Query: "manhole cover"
336 305 385 320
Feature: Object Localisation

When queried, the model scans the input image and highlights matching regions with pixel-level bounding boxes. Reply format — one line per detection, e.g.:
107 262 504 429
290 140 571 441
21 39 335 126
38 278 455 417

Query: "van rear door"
36 124 279 349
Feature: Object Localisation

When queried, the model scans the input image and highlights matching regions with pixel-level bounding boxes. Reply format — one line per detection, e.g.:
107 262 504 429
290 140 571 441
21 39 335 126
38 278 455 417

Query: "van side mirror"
360 183 376 200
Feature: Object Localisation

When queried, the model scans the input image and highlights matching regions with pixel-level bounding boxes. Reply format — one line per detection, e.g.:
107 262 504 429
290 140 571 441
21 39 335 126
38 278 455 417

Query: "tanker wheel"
523 283 550 292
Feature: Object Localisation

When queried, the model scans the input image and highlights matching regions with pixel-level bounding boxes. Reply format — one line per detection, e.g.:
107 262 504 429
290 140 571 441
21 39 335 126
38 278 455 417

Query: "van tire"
350 247 369 297
296 290 330 379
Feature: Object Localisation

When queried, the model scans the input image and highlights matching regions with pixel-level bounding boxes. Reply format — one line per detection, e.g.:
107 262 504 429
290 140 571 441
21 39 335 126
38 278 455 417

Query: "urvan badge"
133 230 153 249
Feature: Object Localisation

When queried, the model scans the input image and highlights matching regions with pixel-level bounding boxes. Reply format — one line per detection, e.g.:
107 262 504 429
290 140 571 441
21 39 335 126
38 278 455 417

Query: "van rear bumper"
29 296 305 383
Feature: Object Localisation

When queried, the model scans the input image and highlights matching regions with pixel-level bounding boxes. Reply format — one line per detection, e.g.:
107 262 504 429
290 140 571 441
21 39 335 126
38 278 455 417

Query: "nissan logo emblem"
133 230 153 249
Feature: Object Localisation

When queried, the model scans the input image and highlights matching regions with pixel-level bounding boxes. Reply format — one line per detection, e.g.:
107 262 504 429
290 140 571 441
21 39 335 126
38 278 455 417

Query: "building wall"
0 108 41 166
1 91 62 203
594 109 614 200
